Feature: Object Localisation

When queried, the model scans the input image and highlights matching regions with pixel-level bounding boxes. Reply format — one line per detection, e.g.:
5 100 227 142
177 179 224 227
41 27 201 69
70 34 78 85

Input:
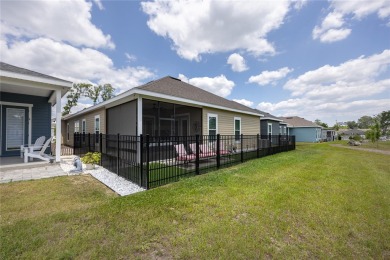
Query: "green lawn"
1 143 389 259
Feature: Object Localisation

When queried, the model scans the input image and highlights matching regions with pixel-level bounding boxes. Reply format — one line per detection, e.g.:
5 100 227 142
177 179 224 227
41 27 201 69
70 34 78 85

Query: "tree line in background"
316 110 390 136
62 83 115 116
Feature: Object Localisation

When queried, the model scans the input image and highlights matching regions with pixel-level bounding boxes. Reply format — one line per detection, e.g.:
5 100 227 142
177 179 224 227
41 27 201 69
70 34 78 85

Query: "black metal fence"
74 133 295 189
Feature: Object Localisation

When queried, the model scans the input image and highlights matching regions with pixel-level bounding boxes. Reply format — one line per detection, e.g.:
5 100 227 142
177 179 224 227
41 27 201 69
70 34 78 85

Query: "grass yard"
335 139 390 151
1 143 389 259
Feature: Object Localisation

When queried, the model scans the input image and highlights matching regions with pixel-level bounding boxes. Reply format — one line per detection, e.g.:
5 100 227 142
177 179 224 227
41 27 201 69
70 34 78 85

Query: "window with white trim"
279 125 282 134
67 123 70 141
82 119 86 141
82 119 86 134
74 120 80 133
208 113 218 138
234 117 241 141
95 115 100 143
268 123 272 135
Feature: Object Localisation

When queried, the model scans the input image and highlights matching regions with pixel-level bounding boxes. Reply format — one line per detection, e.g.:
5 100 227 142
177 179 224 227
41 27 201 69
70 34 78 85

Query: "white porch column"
28 107 32 146
55 89 61 163
137 97 142 136
137 97 142 163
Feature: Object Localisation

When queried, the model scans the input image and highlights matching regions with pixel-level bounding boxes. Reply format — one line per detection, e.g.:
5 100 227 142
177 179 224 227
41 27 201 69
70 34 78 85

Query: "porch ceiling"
1 83 52 97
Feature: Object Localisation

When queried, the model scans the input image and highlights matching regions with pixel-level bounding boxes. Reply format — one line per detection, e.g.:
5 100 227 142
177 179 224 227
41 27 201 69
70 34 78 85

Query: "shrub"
352 135 361 141
81 152 101 165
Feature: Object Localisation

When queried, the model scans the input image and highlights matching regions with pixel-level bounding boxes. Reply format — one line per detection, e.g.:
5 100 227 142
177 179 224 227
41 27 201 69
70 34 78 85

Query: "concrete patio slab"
0 163 73 183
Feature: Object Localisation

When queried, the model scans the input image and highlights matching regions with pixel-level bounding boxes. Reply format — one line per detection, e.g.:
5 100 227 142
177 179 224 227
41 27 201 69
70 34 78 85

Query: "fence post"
99 133 103 166
257 134 260 158
116 133 120 175
195 135 200 175
241 134 244 163
140 135 144 187
216 134 220 169
146 134 150 190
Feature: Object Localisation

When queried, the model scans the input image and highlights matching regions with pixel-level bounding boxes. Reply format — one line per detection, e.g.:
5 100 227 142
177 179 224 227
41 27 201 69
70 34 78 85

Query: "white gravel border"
60 157 145 196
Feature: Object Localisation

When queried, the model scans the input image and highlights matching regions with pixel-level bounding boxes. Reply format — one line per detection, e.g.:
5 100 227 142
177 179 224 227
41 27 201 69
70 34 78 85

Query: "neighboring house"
62 76 262 146
321 129 336 142
0 62 72 162
257 110 288 136
279 116 322 142
338 129 367 140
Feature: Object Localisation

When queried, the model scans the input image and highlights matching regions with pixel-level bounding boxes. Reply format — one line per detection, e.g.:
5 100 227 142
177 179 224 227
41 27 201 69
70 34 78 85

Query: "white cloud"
312 12 351 42
232 99 254 108
0 0 114 49
141 0 295 61
93 0 104 10
125 53 137 62
248 67 293 86
291 0 308 10
313 1 390 42
284 50 390 99
179 74 235 97
227 53 249 72
256 50 390 124
1 38 154 93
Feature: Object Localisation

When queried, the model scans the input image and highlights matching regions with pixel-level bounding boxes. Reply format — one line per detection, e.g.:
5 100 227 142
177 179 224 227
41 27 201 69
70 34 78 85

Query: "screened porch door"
1 106 28 156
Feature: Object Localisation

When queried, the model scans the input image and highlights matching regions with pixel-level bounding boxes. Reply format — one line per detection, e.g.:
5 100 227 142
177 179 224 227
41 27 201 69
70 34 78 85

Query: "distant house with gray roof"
280 116 322 142
257 110 288 136
62 76 263 146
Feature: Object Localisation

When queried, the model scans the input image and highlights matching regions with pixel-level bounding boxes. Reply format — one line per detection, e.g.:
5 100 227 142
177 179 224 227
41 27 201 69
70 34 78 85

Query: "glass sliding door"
6 108 25 151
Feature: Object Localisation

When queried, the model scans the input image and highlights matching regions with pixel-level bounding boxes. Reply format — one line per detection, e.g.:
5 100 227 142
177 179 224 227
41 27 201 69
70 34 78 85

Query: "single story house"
257 110 288 136
338 129 367 140
321 129 336 142
0 62 72 162
279 116 322 142
62 76 263 146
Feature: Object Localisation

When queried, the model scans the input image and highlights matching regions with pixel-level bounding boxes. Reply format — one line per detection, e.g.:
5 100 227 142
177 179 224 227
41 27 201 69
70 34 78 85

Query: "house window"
208 113 218 138
268 123 272 135
67 123 70 141
279 125 282 134
95 115 100 143
74 120 80 133
82 119 86 134
234 117 241 141
284 126 287 135
82 119 86 141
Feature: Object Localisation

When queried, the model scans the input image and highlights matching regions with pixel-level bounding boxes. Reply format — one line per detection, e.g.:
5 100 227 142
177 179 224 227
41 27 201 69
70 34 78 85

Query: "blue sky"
1 0 389 125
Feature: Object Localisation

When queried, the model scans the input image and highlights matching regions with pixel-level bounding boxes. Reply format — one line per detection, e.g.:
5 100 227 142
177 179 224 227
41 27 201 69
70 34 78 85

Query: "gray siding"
260 120 281 135
107 100 137 135
0 92 51 156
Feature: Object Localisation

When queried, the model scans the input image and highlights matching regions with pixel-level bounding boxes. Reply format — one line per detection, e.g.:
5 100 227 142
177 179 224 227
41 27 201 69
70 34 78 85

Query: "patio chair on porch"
24 137 54 163
20 136 45 158
174 144 196 164
189 143 216 159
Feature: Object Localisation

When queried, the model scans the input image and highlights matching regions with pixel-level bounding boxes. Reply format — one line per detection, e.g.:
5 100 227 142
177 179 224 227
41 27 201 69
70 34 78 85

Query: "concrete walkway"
0 163 71 183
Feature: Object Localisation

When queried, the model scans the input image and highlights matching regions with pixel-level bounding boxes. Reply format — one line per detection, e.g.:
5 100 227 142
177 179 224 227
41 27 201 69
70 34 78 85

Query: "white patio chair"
24 137 54 163
20 136 45 158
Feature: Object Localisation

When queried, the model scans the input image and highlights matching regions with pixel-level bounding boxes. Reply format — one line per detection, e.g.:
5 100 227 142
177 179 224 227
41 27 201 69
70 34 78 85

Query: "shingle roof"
0 62 72 83
279 116 321 128
256 109 281 121
136 76 260 114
